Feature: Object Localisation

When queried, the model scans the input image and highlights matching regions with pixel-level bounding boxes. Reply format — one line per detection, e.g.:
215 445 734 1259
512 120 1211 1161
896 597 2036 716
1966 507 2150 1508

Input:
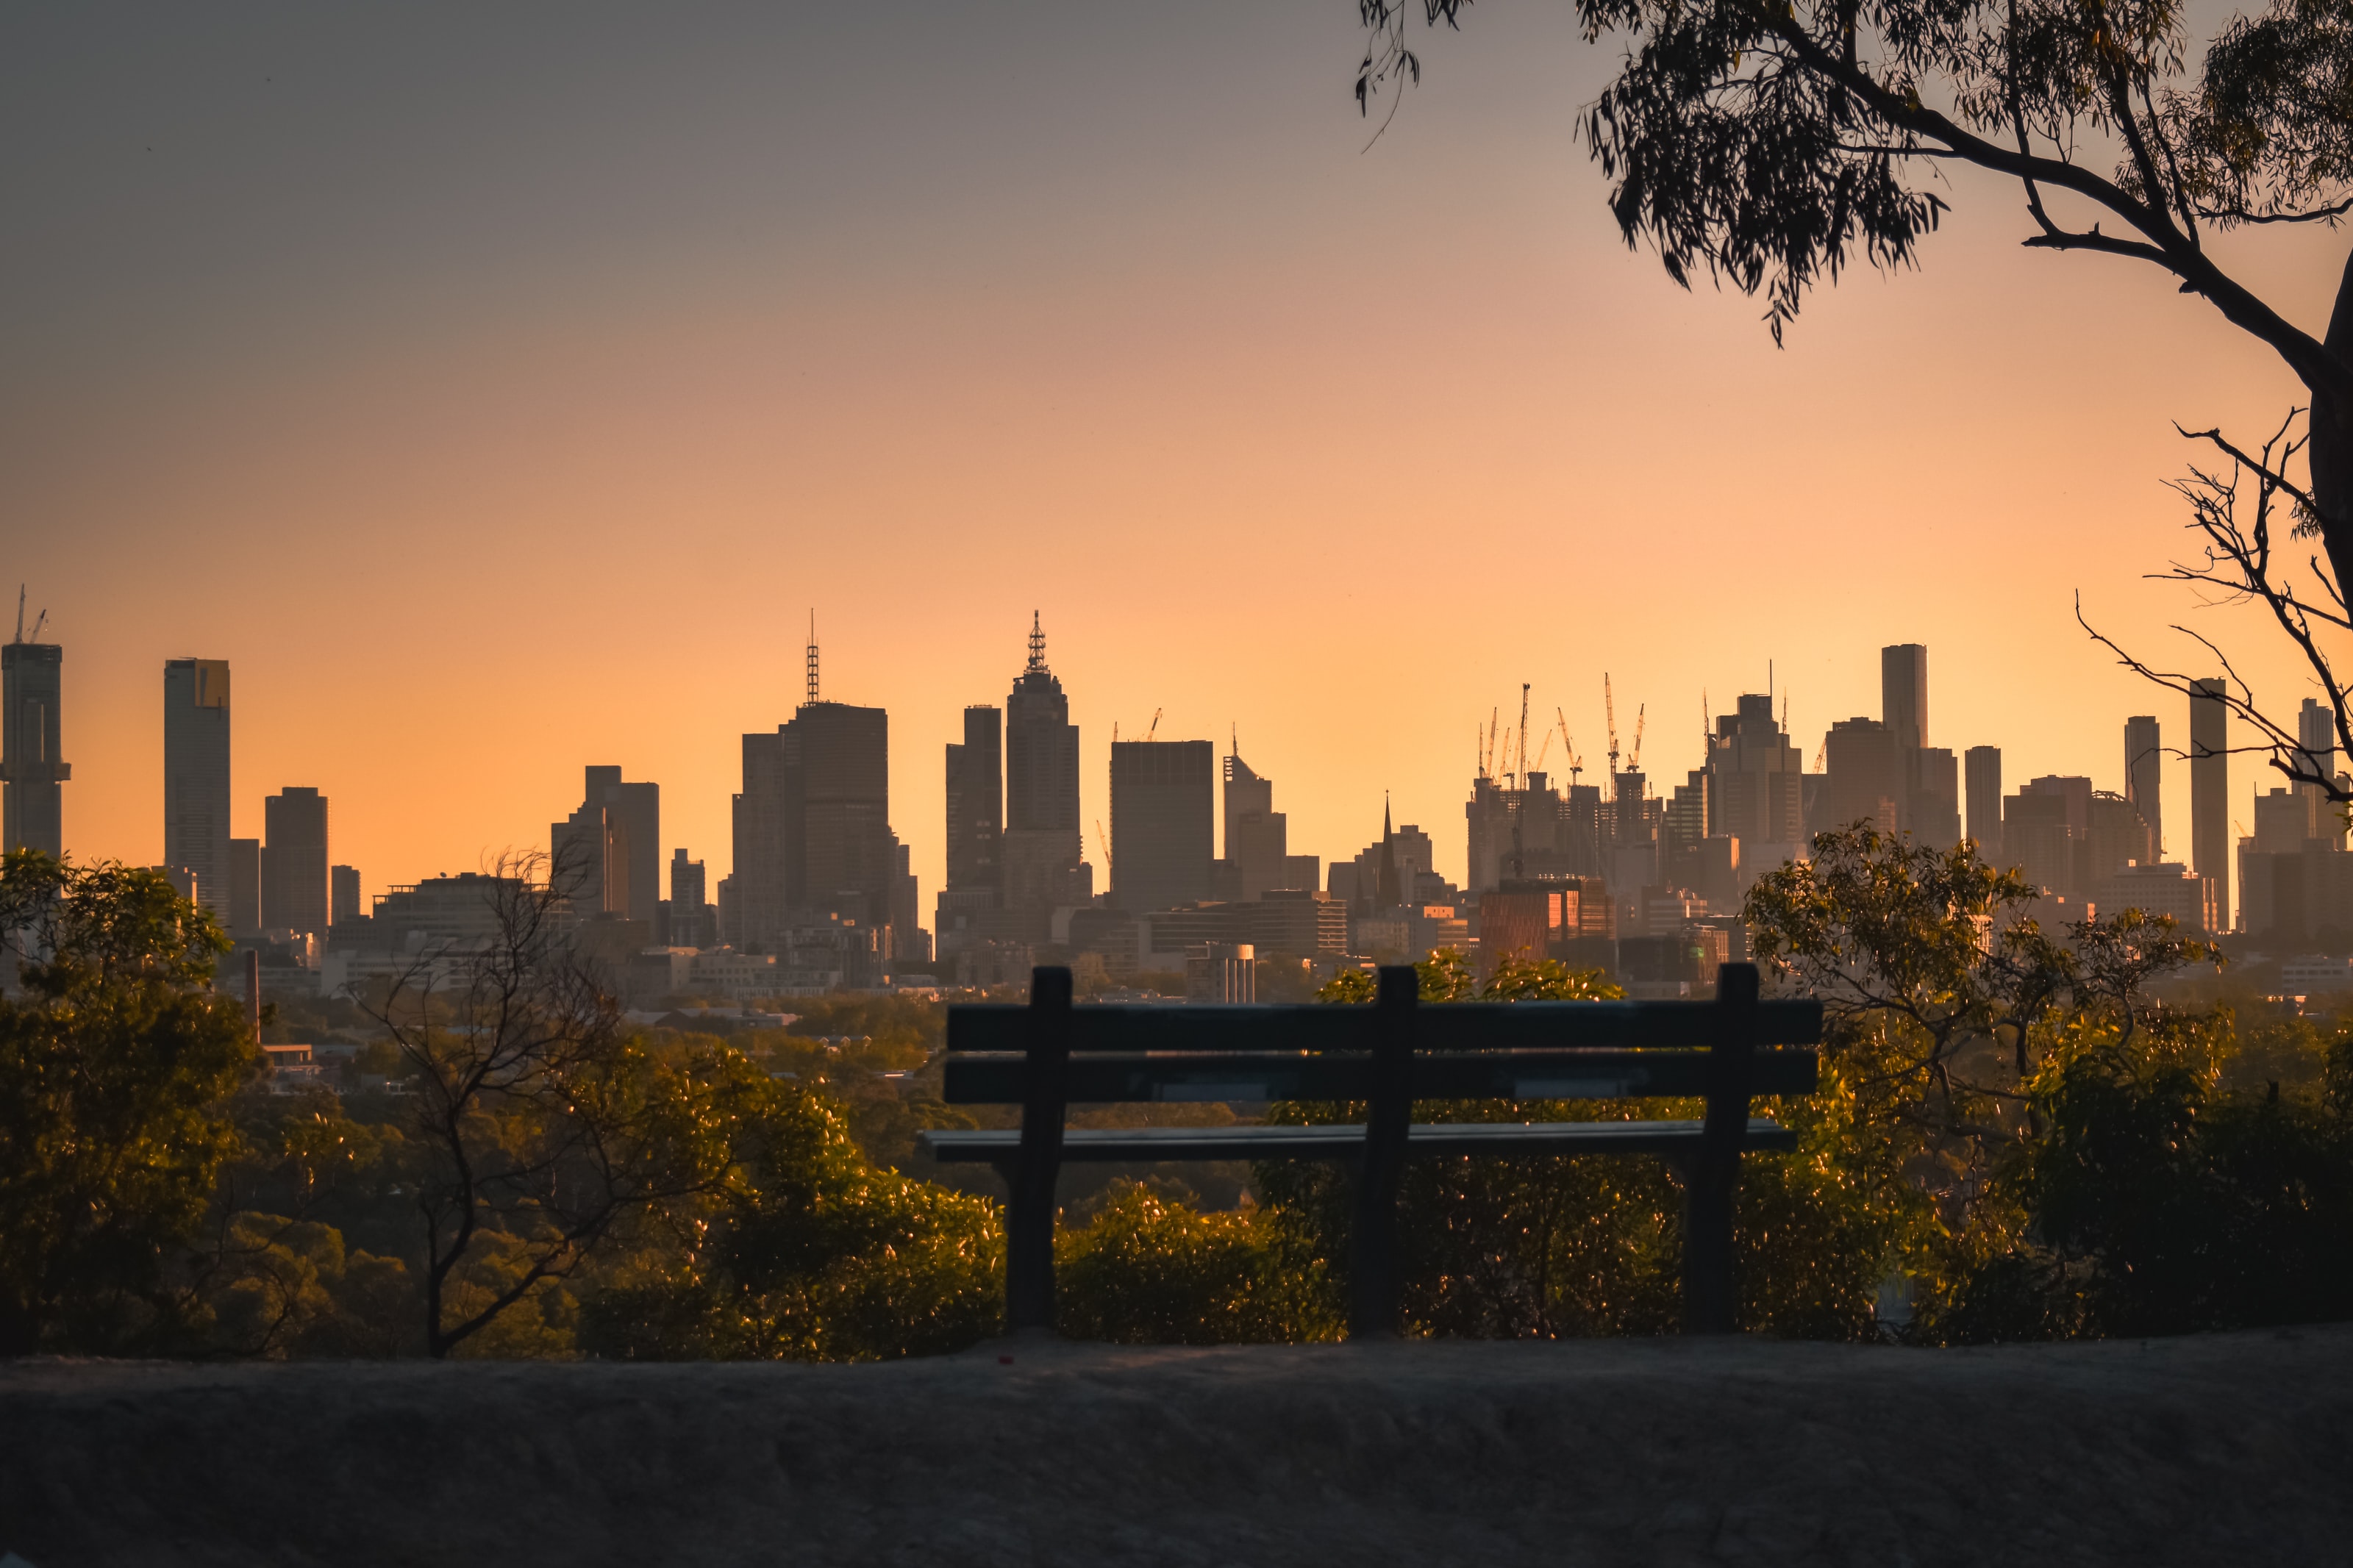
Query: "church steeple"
1376 793 1402 909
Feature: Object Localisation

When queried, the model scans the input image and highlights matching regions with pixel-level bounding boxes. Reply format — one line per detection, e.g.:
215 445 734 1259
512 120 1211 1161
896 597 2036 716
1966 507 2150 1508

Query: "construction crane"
1604 674 1621 778
1146 707 1161 742
1555 709 1583 789
13 587 43 643
1813 737 1827 772
1516 684 1532 784
1629 704 1646 772
1096 819 1113 876
1532 726 1552 773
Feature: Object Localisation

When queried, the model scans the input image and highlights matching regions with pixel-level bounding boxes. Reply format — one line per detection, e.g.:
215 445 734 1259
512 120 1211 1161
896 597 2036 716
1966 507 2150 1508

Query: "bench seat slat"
942 1048 1818 1106
949 1000 1823 1054
917 1117 1797 1164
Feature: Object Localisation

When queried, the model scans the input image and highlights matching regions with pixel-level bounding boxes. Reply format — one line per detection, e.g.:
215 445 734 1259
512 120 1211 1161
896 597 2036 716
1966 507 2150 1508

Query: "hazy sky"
4 1 2344 908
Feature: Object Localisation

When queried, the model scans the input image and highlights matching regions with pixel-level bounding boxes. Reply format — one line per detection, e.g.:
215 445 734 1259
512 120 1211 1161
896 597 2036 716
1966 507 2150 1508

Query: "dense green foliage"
10 834 2349 1358
1055 1181 1332 1345
578 1081 1001 1361
1248 950 1891 1340
0 853 254 1353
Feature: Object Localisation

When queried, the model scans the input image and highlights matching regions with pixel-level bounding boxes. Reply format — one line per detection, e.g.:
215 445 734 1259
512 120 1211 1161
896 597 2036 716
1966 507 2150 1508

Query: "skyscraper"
2190 678 2229 926
668 848 713 948
2124 715 2163 858
1705 693 1804 853
163 658 232 922
1964 745 2003 857
2295 698 2343 847
731 638 900 953
1221 745 1317 899
553 767 660 923
1818 717 1899 834
945 705 1003 896
1880 644 1928 751
1 637 68 859
1001 615 1088 917
331 864 362 929
1110 739 1215 912
229 837 261 936
1878 644 1958 845
263 787 329 939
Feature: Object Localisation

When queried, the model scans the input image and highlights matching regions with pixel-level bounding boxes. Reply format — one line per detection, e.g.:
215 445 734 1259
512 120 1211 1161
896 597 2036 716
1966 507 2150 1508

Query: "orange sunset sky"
4 1 2345 914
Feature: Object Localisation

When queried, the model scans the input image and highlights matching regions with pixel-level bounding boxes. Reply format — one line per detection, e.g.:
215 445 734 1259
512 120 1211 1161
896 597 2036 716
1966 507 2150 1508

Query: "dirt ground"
3 1326 2349 1567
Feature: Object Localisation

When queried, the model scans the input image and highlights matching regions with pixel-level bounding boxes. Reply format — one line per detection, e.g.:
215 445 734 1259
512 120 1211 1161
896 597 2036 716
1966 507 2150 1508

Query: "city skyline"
5 5 2340 912
0 615 2288 931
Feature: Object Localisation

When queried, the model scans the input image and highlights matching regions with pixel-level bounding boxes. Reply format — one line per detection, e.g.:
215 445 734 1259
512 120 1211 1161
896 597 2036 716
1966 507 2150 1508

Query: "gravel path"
4 1327 2348 1567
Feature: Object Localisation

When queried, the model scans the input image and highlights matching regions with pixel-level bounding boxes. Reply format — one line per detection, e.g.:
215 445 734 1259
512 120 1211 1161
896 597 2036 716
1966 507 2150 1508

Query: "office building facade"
263 786 330 939
331 865 362 930
946 704 1004 898
0 640 68 858
1964 745 2003 857
732 696 901 953
163 658 232 922
2189 679 2229 927
229 838 262 936
2124 715 2163 859
553 766 660 923
1110 739 1215 912
1001 616 1089 917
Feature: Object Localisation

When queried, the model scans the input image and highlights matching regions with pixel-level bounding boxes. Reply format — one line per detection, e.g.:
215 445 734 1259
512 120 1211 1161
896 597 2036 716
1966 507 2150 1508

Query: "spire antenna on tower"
1026 610 1046 673
805 612 819 704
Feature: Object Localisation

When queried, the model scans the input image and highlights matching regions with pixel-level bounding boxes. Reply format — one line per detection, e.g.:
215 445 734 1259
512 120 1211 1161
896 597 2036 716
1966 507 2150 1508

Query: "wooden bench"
918 961 1821 1338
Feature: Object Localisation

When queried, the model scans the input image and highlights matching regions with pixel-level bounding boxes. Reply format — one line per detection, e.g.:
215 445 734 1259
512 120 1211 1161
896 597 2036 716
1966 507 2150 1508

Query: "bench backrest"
941 968 1821 1106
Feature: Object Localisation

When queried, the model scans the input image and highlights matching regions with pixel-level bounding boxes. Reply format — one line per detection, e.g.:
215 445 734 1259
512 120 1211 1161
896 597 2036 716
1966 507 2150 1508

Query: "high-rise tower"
2189 679 2229 926
553 767 660 923
1 629 67 859
163 658 232 921
945 705 1004 895
731 626 900 953
1964 745 2003 857
1001 613 1088 917
263 787 330 939
1880 644 1928 751
2124 715 2163 858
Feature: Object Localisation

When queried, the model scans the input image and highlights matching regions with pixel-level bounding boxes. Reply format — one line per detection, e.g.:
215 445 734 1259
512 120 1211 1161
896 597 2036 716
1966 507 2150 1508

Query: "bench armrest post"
1348 964 1418 1340
1006 965 1074 1333
1683 962 1759 1334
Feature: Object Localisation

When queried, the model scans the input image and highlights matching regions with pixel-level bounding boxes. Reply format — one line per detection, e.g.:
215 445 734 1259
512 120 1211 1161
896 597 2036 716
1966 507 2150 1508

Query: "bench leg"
1683 962 1758 1334
1348 965 1417 1340
1006 967 1073 1334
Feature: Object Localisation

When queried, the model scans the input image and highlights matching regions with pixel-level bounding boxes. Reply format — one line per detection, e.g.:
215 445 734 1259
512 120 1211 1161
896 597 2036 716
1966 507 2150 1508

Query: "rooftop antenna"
1026 610 1046 673
804 612 819 703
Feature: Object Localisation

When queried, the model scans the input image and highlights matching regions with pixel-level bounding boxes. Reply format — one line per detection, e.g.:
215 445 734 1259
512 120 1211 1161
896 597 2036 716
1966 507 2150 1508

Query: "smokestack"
245 948 261 1041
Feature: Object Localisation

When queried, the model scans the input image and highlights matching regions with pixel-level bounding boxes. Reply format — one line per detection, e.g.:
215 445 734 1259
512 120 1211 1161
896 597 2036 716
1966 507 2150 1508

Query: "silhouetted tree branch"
2079 412 2353 809
1354 0 2353 581
365 848 734 1358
